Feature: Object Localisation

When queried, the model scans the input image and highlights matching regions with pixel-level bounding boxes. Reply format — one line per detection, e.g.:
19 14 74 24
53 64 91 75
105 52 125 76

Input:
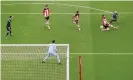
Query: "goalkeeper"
42 40 61 64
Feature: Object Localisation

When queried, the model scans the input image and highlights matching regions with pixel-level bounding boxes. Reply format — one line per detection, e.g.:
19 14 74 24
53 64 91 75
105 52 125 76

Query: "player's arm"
72 16 75 20
116 13 118 18
43 9 45 16
47 44 50 51
48 9 51 15
105 19 110 25
54 45 57 52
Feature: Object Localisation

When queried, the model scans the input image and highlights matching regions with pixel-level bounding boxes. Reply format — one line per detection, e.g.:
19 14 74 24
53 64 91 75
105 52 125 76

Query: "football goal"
1 44 69 80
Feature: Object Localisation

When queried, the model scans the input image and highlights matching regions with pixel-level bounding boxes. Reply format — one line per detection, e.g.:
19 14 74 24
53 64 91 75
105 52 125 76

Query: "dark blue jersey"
112 13 118 20
6 18 12 27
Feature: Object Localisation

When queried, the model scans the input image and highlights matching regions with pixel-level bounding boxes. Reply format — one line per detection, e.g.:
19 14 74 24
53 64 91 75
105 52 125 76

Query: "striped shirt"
102 18 108 25
74 13 79 20
43 8 50 17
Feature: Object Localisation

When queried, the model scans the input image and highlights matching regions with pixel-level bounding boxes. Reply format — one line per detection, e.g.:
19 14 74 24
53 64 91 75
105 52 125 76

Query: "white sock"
77 25 81 31
43 55 49 61
57 55 60 63
73 21 75 24
78 28 81 31
47 25 51 29
110 25 114 28
45 22 48 25
45 21 49 25
101 28 106 31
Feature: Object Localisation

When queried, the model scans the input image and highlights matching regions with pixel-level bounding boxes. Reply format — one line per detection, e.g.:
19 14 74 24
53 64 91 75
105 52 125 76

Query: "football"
100 25 103 29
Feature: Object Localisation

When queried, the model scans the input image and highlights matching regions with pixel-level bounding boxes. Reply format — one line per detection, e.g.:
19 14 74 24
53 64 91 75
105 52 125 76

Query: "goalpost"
1 44 69 80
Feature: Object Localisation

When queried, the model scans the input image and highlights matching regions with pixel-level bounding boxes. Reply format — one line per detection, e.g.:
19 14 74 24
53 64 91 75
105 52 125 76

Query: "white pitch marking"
1 2 133 14
1 2 112 13
1 12 133 15
1 53 133 55
56 3 113 13
0 3 54 5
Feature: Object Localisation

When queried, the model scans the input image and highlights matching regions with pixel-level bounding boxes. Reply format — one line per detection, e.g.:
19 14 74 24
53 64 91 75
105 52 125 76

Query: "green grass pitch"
1 1 133 80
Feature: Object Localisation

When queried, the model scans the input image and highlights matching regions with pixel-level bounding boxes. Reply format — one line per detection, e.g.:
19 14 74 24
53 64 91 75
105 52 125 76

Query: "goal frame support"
79 56 82 80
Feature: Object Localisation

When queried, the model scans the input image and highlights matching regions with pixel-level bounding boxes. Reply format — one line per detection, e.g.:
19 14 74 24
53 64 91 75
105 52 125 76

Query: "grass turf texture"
1 1 133 80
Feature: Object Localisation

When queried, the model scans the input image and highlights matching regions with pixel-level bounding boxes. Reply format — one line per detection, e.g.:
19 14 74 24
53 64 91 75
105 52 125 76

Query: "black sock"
10 31 12 35
6 32 9 37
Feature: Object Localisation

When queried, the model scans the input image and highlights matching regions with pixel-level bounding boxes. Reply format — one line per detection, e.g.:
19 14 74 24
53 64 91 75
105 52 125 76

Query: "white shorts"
48 52 57 56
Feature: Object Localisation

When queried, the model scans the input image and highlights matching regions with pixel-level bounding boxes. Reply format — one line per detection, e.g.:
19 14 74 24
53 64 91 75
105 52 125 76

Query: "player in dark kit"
110 11 118 24
72 10 81 31
6 16 13 39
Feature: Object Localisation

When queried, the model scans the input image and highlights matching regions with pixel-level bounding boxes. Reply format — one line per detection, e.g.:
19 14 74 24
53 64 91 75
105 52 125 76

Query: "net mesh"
1 44 69 80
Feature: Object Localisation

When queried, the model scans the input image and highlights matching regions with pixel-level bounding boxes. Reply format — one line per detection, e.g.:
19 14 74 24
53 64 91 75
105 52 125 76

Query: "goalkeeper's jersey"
48 43 57 53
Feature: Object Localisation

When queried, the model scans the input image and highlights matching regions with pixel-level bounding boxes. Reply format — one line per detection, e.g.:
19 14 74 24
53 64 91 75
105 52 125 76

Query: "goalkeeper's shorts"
48 52 57 56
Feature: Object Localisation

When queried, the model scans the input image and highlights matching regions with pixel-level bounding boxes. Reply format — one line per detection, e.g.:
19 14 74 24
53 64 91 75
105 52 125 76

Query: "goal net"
1 44 69 80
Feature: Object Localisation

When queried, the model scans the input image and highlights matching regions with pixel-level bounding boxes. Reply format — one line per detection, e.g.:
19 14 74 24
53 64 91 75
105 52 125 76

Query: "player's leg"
110 18 118 24
101 27 107 31
73 20 76 24
76 20 81 31
6 31 10 39
56 55 61 64
9 27 12 36
45 17 49 25
110 19 113 24
112 19 119 29
115 19 119 26
110 24 118 29
72 16 76 24
6 27 10 39
51 52 61 64
100 25 104 31
45 16 51 30
101 25 110 31
42 53 50 63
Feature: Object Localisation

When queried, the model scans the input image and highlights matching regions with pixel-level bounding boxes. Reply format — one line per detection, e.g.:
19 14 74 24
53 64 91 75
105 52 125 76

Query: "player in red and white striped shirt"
43 5 51 30
72 11 81 31
100 15 118 31
101 15 110 31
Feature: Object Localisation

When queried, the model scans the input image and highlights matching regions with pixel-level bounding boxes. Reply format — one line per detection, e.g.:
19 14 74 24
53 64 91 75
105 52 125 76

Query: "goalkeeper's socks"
43 55 49 61
57 55 61 63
